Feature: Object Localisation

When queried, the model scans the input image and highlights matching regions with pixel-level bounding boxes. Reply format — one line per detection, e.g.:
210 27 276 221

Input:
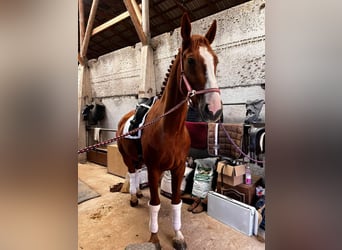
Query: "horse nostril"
204 104 210 114
204 104 216 118
213 109 223 121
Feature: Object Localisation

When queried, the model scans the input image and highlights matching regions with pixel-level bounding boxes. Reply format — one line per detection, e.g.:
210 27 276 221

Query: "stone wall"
83 0 265 138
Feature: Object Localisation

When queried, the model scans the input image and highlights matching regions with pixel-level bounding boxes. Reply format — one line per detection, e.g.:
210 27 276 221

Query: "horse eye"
187 57 195 65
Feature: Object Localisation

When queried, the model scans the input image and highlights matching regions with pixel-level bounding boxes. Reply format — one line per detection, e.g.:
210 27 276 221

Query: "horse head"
180 13 223 122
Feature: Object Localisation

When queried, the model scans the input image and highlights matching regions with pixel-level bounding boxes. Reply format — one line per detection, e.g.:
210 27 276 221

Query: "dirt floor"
78 162 265 250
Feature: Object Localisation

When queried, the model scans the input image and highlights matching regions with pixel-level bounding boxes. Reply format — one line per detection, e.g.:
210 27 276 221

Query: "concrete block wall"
84 0 265 137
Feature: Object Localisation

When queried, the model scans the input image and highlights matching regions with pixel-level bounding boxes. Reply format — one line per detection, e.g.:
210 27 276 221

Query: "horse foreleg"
171 168 187 250
172 201 187 249
147 171 161 247
148 202 161 241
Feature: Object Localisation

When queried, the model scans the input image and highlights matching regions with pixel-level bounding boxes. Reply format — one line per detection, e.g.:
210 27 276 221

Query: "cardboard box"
216 161 245 186
107 144 127 178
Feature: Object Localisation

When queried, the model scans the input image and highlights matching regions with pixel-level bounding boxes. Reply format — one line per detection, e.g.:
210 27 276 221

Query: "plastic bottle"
245 165 252 184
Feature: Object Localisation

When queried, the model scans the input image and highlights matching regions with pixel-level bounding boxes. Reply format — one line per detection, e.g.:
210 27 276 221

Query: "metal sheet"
207 191 258 236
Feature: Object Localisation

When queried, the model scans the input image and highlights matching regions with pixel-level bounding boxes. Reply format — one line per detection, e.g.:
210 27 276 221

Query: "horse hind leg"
134 168 143 198
135 144 144 199
128 168 144 207
115 152 142 208
128 171 138 207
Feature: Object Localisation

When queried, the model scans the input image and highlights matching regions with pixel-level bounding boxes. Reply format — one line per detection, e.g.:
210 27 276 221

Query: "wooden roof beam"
91 4 142 37
124 0 147 45
80 0 99 59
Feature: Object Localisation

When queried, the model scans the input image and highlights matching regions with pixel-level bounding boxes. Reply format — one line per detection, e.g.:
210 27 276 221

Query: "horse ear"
205 20 217 44
181 12 191 49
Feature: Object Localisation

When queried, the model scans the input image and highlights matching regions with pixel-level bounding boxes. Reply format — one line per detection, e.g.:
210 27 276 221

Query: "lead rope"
219 123 265 164
77 97 189 154
79 106 265 165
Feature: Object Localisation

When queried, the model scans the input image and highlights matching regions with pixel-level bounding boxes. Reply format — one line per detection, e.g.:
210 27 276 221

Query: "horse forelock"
189 35 215 53
184 35 218 72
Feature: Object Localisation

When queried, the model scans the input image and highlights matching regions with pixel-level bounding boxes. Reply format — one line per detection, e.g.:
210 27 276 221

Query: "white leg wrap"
129 173 136 194
135 169 141 191
172 201 182 232
148 202 160 233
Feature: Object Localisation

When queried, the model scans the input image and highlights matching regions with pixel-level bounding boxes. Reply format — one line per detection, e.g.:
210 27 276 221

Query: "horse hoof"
148 232 160 244
130 199 138 207
148 233 161 249
152 242 161 250
172 239 187 250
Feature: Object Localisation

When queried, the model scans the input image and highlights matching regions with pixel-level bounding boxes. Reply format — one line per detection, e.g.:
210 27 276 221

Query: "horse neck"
159 53 188 131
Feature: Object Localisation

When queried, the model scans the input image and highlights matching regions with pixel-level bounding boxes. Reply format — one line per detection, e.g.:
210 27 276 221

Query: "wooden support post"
78 0 98 162
124 0 147 45
78 0 85 45
142 0 150 41
78 52 85 65
78 64 92 163
80 0 99 59
139 0 155 99
140 45 155 98
141 0 151 40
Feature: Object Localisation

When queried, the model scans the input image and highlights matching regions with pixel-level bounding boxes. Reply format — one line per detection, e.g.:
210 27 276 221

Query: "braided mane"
157 54 177 98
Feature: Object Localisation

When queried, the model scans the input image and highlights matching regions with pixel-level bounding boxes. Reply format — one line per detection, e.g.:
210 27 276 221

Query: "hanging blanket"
207 123 244 159
185 121 208 149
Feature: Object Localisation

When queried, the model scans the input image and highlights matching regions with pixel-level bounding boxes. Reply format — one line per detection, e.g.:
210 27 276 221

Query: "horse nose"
203 104 223 122
205 92 222 114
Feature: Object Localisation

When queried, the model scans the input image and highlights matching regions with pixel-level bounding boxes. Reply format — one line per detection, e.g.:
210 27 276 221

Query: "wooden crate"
87 148 107 166
216 175 262 205
107 144 127 178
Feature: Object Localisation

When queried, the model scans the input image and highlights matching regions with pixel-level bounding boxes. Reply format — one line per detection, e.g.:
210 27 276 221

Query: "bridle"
179 48 221 98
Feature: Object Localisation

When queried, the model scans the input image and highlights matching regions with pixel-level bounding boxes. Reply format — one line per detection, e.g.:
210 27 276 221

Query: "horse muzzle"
200 103 223 122
191 89 222 122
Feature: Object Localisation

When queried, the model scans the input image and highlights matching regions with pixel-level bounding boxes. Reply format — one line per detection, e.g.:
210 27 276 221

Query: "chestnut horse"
116 13 222 249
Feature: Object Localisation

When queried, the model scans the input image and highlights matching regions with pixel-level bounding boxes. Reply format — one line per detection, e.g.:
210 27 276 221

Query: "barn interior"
78 0 266 249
